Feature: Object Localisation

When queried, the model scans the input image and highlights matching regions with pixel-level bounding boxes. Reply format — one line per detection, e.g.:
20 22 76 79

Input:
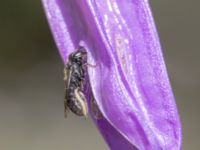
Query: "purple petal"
42 0 182 149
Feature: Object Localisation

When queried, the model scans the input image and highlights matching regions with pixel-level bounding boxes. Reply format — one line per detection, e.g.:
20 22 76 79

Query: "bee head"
70 47 87 64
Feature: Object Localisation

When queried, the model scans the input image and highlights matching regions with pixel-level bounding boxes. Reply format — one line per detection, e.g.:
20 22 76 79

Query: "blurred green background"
0 1 199 150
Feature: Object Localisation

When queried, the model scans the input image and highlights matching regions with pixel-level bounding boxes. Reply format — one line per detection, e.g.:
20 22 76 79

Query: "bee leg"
90 95 103 120
74 88 88 118
83 63 97 68
64 65 70 81
64 100 69 118
64 68 67 81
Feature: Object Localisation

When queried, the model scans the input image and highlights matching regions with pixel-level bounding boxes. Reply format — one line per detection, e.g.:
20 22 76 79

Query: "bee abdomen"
66 97 84 116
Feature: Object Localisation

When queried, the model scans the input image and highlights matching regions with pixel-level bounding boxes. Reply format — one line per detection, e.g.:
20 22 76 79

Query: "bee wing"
64 64 72 89
64 64 72 118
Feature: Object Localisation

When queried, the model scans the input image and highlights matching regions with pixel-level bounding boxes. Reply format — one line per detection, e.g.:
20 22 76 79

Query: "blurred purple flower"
42 0 182 150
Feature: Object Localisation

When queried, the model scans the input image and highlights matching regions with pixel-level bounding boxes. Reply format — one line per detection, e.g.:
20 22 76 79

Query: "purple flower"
42 0 182 150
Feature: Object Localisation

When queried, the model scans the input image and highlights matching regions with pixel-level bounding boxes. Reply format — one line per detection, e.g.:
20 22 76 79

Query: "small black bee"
64 47 88 117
